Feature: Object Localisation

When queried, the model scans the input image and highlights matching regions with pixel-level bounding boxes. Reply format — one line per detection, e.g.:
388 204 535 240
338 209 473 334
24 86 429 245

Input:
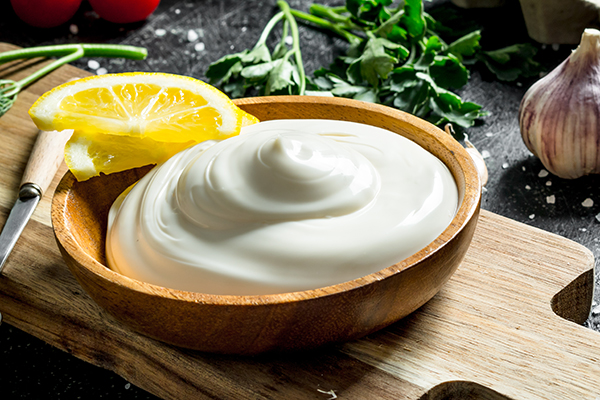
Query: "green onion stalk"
0 43 147 117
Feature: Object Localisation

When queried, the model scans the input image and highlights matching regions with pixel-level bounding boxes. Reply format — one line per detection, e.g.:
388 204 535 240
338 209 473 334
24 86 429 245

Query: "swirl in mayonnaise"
106 120 458 295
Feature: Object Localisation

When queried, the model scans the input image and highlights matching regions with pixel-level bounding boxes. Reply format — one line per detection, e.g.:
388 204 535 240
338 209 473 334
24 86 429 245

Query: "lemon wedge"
29 72 258 181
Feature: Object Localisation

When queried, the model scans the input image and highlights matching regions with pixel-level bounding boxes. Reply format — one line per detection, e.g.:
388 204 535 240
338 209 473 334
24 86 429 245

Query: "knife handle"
20 129 73 197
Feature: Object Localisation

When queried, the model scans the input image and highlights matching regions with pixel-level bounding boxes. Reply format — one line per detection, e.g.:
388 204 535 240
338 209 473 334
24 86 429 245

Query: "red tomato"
10 0 82 28
88 0 160 24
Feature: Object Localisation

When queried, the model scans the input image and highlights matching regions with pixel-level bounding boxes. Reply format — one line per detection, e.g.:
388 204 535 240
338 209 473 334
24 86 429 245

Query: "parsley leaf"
475 43 543 81
349 37 408 87
206 0 545 132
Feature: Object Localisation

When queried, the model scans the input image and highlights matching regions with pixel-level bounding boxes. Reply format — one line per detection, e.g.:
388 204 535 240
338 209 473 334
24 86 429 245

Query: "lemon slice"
28 72 258 180
63 132 194 181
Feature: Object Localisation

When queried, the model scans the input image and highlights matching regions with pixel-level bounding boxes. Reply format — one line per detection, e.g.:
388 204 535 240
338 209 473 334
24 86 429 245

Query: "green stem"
405 43 418 65
0 43 147 64
13 47 85 92
329 5 347 13
277 0 305 95
371 8 405 37
309 4 352 25
290 8 362 45
256 12 285 47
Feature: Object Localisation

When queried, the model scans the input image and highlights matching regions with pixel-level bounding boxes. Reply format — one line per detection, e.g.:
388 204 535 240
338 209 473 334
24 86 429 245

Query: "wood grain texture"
0 42 598 400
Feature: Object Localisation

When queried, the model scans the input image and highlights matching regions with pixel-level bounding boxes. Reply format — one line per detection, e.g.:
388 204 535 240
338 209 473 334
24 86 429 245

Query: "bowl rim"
52 95 482 306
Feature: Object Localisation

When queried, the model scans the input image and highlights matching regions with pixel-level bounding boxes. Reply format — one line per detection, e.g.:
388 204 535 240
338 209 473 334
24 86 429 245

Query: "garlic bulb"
519 28 600 179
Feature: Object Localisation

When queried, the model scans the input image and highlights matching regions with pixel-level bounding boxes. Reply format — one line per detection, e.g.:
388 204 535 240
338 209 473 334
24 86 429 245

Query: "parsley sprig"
206 0 542 129
206 1 306 97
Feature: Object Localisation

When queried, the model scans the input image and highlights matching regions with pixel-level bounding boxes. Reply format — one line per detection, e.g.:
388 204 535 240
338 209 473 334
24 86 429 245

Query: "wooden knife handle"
20 130 73 197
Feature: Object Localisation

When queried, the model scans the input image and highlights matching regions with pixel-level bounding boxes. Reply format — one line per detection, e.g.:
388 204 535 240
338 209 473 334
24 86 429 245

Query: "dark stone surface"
0 0 598 398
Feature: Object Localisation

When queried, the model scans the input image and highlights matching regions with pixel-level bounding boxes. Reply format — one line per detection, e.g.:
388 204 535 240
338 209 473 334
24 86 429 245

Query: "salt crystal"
155 29 167 37
87 60 100 70
187 30 199 42
525 185 531 190
546 195 555 204
69 24 78 35
596 213 600 223
538 169 549 178
285 36 293 45
194 42 205 52
96 68 108 75
580 228 587 232
522 166 526 171
175 9 181 14
582 198 594 208
125 383 131 389
546 181 552 186
485 132 493 137
528 214 535 219
230 45 235 50
242 27 248 33
502 162 509 169
592 305 600 316
481 150 491 159
516 82 522 87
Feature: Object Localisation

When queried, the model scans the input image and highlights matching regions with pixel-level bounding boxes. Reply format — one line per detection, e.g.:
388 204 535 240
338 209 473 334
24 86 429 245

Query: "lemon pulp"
29 73 258 180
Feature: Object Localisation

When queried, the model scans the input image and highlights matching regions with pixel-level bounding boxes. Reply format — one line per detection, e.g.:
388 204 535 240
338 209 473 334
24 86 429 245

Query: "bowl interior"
54 96 481 303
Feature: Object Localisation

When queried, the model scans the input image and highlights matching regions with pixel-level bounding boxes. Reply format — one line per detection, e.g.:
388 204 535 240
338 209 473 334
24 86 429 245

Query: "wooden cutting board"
0 42 598 400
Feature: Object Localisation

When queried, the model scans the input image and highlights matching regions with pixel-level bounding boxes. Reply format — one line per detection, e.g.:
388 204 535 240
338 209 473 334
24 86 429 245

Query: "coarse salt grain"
285 36 293 45
194 42 205 52
87 60 100 70
525 185 531 190
155 29 167 37
596 213 600 222
187 30 199 42
481 150 490 159
522 166 526 171
96 68 108 75
546 181 552 186
582 198 594 208
69 24 78 35
529 214 535 219
546 195 555 204
502 163 509 169
538 169 549 178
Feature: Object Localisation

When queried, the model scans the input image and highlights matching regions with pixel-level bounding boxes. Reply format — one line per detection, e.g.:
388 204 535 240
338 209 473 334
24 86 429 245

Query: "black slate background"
0 0 598 398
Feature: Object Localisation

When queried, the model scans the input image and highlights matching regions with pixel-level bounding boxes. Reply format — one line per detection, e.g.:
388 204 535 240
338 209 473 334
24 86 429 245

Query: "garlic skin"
519 28 600 179
445 124 488 186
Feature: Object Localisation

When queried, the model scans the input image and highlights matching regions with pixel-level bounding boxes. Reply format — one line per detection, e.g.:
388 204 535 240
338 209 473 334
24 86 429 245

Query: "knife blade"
0 129 73 273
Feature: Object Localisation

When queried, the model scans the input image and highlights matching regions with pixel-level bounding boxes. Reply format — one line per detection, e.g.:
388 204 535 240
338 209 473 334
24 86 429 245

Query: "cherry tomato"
10 0 82 28
88 0 160 24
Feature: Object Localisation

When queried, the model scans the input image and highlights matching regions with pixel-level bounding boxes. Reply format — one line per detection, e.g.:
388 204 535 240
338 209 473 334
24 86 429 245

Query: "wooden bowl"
51 96 481 355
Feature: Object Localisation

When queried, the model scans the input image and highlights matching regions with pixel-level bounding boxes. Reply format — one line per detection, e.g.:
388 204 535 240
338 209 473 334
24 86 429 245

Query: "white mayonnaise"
106 120 458 295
